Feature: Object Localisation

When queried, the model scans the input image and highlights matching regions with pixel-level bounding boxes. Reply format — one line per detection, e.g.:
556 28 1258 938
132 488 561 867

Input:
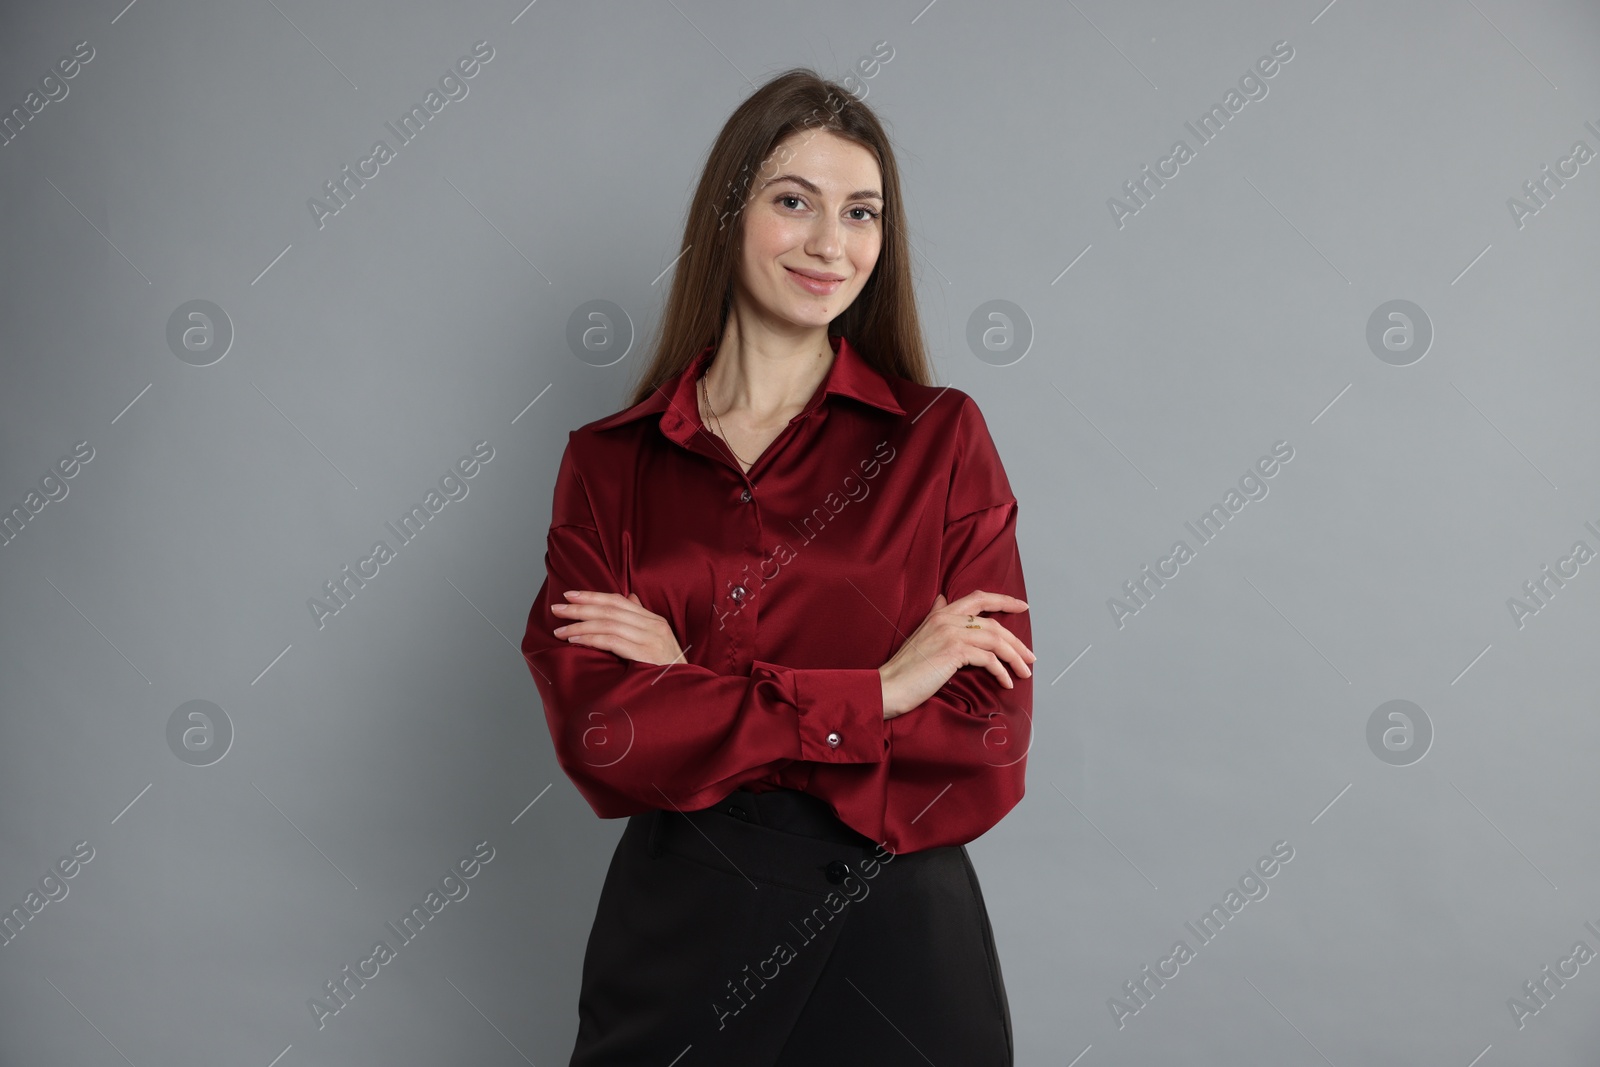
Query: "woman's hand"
878 591 1035 719
551 590 686 666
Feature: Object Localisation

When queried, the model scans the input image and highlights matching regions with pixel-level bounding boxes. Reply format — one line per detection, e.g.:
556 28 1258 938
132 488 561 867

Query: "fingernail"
563 591 579 598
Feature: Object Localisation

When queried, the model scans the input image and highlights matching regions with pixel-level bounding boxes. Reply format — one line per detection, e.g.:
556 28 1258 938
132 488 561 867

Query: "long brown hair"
624 67 931 408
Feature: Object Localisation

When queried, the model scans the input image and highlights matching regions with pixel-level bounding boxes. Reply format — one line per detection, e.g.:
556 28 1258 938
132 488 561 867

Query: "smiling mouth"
786 267 844 293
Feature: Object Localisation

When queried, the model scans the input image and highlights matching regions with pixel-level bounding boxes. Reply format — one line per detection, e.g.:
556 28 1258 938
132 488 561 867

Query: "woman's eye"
774 195 878 221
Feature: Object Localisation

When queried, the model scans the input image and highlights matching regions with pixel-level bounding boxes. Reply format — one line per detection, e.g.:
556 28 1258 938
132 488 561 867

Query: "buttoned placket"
640 355 886 773
681 407 820 676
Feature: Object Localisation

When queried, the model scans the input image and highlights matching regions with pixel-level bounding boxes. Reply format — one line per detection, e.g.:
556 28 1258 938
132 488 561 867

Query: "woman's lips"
786 266 843 295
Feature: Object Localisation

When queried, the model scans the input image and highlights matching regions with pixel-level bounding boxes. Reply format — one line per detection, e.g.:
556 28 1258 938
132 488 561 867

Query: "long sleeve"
521 435 889 818
806 397 1032 853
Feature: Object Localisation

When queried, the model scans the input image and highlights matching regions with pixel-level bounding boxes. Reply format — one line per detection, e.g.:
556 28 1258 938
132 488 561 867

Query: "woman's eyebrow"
760 173 883 202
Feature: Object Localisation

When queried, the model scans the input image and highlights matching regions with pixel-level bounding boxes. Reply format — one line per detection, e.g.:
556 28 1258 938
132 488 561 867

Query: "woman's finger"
564 631 635 657
942 604 1035 663
953 619 1032 679
555 616 657 644
974 648 1014 689
567 591 652 618
555 609 683 666
940 592 1036 667
553 597 654 628
551 601 618 626
944 589 1029 615
983 620 1036 667
562 590 657 620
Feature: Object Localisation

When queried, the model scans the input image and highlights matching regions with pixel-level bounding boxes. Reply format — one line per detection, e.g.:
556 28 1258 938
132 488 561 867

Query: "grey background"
2 0 1598 1064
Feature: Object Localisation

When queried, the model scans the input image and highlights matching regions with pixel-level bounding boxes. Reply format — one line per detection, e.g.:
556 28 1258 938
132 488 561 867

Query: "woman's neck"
699 329 835 428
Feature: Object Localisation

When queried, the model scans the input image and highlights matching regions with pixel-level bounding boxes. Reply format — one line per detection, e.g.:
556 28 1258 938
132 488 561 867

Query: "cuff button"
826 732 841 748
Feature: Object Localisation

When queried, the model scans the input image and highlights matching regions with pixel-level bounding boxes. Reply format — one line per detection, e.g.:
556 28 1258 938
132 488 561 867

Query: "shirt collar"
589 334 905 444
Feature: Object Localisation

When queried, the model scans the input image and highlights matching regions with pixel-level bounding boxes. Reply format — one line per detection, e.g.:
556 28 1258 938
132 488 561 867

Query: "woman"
521 67 1035 1066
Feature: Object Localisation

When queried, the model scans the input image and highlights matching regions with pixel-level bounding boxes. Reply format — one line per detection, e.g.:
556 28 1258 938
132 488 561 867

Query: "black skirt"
567 786 1014 1067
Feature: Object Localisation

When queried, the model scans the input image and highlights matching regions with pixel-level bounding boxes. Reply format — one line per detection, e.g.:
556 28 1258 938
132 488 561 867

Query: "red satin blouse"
520 333 1031 854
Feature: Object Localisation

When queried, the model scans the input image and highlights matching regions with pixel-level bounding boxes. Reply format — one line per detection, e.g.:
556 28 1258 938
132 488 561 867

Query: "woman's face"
730 129 884 332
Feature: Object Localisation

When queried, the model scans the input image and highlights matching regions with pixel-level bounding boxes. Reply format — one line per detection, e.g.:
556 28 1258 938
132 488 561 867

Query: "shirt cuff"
750 661 888 764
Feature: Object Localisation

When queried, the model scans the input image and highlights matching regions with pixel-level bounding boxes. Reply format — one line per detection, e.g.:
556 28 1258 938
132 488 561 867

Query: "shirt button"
826 732 841 748
740 488 751 503
730 585 747 603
